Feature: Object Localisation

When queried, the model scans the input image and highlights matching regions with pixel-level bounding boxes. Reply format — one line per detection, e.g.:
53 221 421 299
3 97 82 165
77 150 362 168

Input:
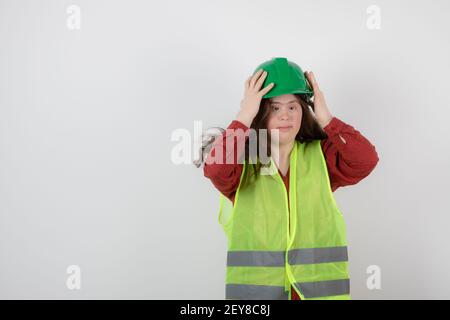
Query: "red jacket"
203 116 379 300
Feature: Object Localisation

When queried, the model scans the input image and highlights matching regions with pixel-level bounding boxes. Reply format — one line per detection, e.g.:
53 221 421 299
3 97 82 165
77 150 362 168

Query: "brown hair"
194 94 328 183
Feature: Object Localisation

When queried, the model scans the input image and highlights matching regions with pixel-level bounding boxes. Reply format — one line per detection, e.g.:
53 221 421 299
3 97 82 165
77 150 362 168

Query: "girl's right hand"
236 69 275 127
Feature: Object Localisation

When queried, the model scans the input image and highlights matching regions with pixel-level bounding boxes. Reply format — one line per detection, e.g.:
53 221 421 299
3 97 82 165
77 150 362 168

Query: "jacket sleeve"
320 116 379 192
203 120 250 202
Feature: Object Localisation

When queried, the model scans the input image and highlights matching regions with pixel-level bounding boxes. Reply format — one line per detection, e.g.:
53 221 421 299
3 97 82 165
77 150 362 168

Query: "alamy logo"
171 120 280 175
366 5 381 30
66 265 81 290
66 5 81 30
366 265 381 290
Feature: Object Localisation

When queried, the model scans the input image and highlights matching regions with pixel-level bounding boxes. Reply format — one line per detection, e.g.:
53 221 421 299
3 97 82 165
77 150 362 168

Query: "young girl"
197 57 379 300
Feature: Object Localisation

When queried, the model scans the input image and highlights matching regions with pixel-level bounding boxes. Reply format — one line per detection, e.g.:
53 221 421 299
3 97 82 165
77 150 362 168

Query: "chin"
278 136 296 145
269 130 297 145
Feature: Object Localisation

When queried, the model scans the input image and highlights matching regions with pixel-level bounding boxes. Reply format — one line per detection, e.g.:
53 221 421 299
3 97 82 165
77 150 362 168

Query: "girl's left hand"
305 71 333 129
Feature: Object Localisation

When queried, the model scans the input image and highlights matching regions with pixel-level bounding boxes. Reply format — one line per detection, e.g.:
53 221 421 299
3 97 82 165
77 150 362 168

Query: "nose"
278 107 290 120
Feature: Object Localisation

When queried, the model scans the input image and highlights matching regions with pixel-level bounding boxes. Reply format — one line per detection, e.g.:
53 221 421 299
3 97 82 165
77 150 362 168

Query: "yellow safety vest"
218 139 351 300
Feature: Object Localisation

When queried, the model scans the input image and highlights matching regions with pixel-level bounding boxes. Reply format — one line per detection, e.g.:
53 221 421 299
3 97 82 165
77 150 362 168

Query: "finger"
304 71 312 86
258 82 275 96
250 69 264 89
250 69 264 88
304 71 312 90
255 70 268 90
245 75 252 90
307 71 319 90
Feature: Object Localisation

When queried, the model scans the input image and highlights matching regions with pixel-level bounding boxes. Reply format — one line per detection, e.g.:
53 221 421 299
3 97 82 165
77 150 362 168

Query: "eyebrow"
270 100 299 105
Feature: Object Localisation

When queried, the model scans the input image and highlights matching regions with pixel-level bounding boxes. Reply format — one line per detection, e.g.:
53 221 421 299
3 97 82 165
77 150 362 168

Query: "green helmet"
252 57 313 99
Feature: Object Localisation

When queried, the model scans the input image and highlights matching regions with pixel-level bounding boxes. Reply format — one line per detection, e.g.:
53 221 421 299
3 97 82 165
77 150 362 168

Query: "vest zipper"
273 151 305 300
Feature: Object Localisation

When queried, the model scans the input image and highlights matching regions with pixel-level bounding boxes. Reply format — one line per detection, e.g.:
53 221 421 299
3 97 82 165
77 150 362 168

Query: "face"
266 94 302 145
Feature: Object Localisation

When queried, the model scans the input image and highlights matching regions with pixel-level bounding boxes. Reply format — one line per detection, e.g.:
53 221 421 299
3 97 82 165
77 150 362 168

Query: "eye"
271 105 279 111
289 105 298 110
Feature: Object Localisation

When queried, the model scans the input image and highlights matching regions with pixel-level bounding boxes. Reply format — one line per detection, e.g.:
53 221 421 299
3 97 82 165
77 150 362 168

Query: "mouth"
276 126 293 132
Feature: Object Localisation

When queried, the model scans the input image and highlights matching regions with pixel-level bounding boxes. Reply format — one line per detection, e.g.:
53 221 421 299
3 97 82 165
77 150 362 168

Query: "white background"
0 0 449 299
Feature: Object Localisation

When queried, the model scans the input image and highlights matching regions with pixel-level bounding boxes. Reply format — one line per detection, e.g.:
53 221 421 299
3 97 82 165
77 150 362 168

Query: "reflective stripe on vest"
294 279 350 298
226 284 289 300
226 279 349 299
288 246 348 265
227 246 348 267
